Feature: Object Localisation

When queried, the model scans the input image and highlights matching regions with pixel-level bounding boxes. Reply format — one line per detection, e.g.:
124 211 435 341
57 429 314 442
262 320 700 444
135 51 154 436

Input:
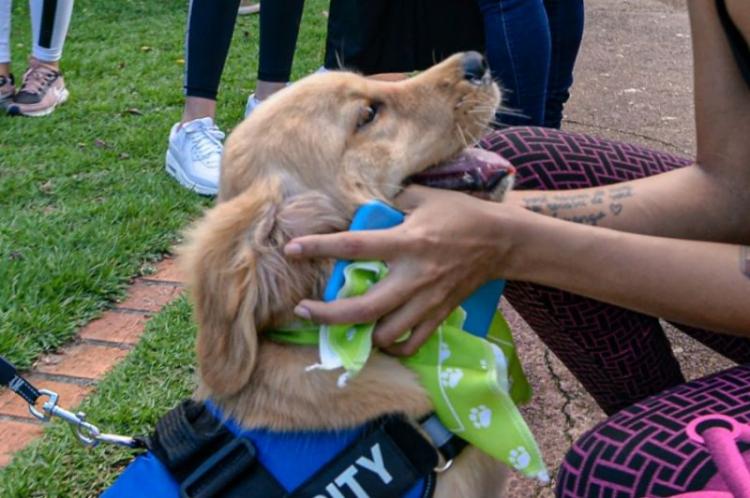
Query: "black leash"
0 354 40 405
0 355 145 449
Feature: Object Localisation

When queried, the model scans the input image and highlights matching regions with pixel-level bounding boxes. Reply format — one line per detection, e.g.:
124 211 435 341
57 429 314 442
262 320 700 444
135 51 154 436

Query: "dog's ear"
179 178 347 397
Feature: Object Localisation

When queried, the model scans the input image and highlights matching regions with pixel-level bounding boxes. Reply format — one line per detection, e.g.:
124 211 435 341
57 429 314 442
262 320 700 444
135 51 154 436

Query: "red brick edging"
0 257 185 467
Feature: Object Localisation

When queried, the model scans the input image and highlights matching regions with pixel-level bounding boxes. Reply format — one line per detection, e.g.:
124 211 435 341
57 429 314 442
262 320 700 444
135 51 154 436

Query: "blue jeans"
476 0 584 128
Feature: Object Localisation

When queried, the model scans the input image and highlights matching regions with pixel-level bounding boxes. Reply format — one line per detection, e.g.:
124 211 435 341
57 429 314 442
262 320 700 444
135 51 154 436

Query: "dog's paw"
468 405 492 429
440 367 463 388
508 446 531 470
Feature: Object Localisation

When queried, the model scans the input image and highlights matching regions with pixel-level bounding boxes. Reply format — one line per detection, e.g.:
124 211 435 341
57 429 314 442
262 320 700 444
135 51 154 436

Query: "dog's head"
181 52 512 397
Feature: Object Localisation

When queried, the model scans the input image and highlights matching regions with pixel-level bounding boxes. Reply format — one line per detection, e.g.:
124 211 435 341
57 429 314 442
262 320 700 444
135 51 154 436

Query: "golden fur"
180 53 509 497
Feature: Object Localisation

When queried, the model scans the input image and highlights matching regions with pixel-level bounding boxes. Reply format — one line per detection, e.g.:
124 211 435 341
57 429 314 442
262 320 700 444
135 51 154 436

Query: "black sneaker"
0 73 14 109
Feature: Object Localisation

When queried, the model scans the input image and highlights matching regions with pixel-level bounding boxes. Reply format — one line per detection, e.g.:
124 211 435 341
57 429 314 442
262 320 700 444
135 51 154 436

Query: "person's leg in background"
165 0 241 196
479 127 750 415
0 0 13 106
245 0 305 116
542 0 584 129
557 364 750 497
475 0 551 127
7 0 73 116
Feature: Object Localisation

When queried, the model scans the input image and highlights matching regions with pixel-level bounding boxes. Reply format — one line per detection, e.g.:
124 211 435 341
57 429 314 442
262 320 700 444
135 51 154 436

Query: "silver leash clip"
29 388 141 449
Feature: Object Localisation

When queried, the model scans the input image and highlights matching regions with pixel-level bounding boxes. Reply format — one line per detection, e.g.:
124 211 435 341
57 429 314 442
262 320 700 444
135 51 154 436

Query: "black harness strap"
0 355 40 406
420 414 468 463
148 400 444 498
148 400 286 498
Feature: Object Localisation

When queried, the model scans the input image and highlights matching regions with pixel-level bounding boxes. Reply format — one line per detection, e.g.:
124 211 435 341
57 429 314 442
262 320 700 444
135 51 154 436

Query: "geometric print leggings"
480 127 750 496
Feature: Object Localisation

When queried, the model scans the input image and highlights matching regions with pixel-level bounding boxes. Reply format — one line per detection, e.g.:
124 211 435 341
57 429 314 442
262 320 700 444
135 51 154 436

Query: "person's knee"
555 438 591 497
479 126 559 191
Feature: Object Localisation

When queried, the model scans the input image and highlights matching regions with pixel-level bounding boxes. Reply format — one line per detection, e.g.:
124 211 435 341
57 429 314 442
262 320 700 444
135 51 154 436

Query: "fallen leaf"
39 180 53 193
94 138 110 149
41 354 63 366
124 108 143 116
140 45 152 52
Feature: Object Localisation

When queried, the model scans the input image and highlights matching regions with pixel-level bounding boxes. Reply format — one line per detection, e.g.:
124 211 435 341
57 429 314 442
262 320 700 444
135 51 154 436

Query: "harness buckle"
180 437 256 498
434 457 454 473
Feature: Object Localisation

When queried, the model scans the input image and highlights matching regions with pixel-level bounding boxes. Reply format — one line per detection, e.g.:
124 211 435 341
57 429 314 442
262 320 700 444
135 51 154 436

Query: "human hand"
284 186 524 355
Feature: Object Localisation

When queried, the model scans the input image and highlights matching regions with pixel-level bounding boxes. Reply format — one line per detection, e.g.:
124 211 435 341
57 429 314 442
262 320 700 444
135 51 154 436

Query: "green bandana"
269 261 548 482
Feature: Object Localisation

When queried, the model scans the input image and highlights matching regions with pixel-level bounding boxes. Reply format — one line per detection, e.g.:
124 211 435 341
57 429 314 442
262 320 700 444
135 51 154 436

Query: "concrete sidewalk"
504 0 734 496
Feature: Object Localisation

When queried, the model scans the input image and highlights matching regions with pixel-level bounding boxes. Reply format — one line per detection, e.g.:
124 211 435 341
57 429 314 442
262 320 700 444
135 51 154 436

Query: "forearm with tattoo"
741 246 750 279
522 185 634 226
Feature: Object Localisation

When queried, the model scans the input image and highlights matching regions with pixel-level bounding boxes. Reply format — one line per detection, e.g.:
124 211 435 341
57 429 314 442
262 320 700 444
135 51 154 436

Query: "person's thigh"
557 364 750 497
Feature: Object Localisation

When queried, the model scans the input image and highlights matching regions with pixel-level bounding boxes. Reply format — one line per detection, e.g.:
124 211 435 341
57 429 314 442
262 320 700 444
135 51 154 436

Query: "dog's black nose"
462 51 488 83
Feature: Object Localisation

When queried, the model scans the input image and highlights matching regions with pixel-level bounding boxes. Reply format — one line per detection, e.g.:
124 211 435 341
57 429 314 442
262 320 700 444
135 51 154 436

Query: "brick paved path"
0 258 184 467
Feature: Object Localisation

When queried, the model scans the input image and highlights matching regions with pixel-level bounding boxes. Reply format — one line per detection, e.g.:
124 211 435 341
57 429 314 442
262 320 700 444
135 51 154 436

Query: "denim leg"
475 0 551 127
542 0 584 129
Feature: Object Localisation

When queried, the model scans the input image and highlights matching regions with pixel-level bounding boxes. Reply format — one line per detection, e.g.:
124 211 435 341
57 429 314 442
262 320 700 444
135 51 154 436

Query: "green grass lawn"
0 0 328 368
0 298 197 497
0 0 329 495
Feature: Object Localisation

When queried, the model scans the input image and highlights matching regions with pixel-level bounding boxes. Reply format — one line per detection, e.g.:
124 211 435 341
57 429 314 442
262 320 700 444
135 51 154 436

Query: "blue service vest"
103 401 426 498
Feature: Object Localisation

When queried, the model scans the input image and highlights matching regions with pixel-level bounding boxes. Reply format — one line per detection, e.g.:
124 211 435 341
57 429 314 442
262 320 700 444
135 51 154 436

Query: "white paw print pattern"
536 470 550 484
479 359 488 370
439 367 463 388
346 328 356 341
468 405 492 429
439 342 451 362
508 446 531 470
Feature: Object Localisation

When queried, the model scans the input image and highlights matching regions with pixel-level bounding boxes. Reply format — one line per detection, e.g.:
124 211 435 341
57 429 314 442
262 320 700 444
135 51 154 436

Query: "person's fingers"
284 229 401 260
294 273 413 325
384 316 445 356
371 289 448 348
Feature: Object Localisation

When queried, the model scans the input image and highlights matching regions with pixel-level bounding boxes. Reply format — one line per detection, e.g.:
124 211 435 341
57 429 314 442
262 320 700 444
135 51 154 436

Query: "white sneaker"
165 117 225 196
244 93 262 118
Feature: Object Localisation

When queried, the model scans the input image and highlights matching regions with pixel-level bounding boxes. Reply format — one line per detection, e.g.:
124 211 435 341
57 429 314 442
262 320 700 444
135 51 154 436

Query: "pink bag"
666 414 750 498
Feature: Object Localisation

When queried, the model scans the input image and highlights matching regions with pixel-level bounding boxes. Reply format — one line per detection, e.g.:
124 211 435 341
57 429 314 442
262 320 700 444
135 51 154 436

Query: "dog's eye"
356 103 380 130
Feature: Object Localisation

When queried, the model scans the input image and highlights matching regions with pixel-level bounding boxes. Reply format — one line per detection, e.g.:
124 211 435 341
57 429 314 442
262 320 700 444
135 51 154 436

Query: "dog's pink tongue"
408 148 515 192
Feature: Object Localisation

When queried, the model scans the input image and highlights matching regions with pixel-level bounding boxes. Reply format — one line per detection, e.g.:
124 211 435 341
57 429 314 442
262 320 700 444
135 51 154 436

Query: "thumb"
393 185 437 213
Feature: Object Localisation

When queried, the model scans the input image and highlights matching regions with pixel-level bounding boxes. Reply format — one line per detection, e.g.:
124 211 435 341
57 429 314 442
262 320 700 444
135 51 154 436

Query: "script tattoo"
563 212 607 225
522 185 634 226
741 246 750 280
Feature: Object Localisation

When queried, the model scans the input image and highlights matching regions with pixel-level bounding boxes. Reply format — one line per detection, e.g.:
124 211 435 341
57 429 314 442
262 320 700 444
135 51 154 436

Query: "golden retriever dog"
180 52 516 498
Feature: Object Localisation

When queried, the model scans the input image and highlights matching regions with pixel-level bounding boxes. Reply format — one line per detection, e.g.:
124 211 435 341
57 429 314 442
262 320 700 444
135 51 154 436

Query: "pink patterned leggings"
480 127 750 496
